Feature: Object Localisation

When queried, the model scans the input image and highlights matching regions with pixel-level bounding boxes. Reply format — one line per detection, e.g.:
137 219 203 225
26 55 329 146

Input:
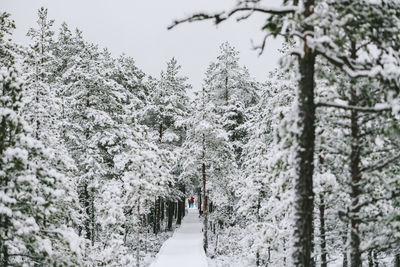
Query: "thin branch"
251 33 273 56
361 153 400 173
315 102 392 113
168 6 298 30
316 51 369 78
353 191 399 211
236 10 254 22
9 253 41 261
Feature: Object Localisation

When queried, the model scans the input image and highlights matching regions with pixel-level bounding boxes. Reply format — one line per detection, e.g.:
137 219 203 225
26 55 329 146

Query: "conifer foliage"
1 3 400 267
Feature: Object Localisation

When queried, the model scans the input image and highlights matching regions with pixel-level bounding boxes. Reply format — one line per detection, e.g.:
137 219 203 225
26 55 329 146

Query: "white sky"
3 0 282 92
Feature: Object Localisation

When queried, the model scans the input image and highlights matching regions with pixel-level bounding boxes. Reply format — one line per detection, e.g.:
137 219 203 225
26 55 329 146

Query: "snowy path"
149 208 208 267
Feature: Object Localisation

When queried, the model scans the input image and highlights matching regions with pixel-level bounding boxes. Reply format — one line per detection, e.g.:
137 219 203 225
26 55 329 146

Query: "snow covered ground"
150 207 208 267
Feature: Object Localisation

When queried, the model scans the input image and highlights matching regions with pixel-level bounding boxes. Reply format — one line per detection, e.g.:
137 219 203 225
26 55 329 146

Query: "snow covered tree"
204 43 259 162
181 81 236 253
23 7 57 142
0 12 16 68
0 66 83 266
315 64 400 266
170 2 400 265
145 57 191 145
143 58 191 233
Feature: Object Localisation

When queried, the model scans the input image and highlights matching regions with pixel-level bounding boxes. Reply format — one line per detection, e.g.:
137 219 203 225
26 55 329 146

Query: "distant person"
190 196 194 208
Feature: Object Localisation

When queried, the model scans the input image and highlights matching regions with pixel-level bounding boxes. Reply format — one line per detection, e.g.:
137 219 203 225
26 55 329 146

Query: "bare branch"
251 33 273 56
168 5 298 30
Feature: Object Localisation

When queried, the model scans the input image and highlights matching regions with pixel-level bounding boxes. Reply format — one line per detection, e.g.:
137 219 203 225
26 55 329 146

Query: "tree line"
169 1 400 266
1 1 400 266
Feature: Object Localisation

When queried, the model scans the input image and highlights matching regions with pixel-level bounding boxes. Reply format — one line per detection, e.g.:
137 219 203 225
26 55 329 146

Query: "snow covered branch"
361 153 400 173
315 102 392 113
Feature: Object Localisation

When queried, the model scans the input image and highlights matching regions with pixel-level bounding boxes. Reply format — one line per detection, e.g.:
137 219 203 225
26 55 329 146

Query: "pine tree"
0 66 82 266
0 12 16 68
182 82 236 253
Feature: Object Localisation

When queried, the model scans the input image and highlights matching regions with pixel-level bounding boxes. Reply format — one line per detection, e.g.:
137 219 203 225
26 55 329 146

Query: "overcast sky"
3 0 282 92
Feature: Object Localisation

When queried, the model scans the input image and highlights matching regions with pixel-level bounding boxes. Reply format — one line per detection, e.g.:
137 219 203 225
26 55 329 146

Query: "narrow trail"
150 207 208 267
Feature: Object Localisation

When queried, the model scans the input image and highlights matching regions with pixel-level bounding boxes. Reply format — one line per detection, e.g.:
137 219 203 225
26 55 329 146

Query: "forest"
1 1 400 267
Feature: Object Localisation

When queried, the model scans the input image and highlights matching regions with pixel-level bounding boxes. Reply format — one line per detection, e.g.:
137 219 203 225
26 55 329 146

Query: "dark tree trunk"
320 193 327 267
153 198 161 234
90 188 95 246
349 42 362 267
368 250 374 267
342 231 348 267
160 198 165 222
159 123 163 142
225 76 229 103
176 186 185 225
292 21 316 267
176 200 182 225
349 92 362 267
152 199 156 234
167 201 174 230
202 162 208 253
174 202 177 219
136 199 141 267
395 254 400 267
82 183 92 242
198 191 202 216
349 94 362 267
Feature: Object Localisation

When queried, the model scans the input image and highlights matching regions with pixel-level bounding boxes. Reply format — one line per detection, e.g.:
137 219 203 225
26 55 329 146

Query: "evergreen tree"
0 66 82 266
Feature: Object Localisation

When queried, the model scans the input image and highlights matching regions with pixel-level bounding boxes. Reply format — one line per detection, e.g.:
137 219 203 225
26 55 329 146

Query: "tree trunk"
136 198 141 267
343 231 348 267
152 199 156 234
176 186 185 225
368 250 373 267
159 123 163 142
320 193 327 267
176 200 183 225
82 183 94 244
225 75 229 103
349 95 362 267
395 254 400 267
160 198 165 223
167 200 174 230
202 162 208 254
198 191 202 216
349 42 362 267
90 188 95 246
292 21 316 267
174 202 177 219
153 198 160 234
145 214 148 254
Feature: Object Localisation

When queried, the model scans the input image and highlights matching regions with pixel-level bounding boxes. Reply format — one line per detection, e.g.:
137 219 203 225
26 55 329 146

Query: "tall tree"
0 65 83 266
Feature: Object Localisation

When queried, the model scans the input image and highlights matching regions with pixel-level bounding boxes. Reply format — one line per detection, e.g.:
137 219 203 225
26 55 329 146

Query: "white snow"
150 208 208 267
